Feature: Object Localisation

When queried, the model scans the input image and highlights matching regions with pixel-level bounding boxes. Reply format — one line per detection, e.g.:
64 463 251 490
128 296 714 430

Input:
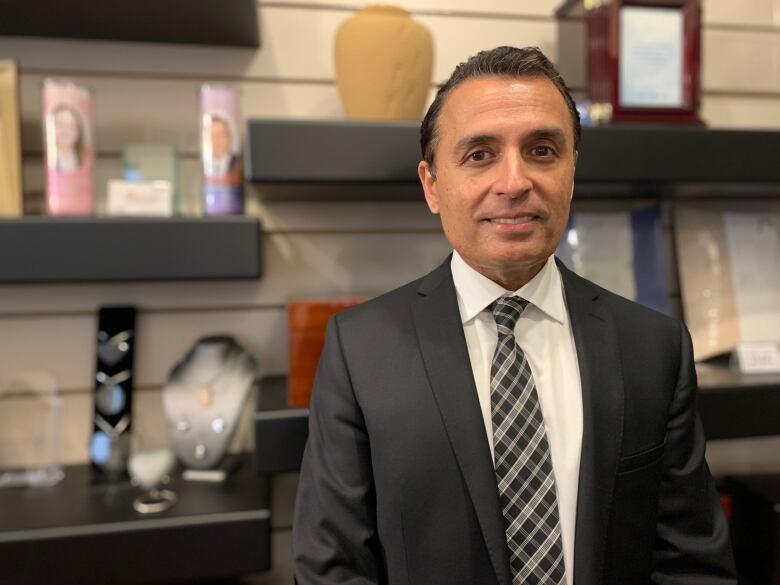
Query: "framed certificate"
619 5 684 108
558 0 702 124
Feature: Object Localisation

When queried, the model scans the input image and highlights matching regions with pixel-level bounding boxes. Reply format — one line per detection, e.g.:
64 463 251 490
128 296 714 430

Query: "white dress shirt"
207 153 232 178
451 251 583 585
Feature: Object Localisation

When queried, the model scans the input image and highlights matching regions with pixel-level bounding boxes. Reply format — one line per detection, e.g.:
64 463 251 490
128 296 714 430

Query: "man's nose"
492 153 532 198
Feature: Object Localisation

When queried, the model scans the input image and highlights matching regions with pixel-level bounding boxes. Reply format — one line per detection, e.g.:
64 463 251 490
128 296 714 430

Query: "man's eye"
531 146 555 157
467 150 489 162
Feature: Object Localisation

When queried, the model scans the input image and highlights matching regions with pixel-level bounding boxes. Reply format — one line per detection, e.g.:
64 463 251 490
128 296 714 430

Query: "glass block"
0 372 64 488
122 144 180 213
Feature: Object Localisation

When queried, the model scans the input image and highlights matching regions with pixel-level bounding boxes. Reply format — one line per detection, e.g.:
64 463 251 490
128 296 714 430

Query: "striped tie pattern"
489 295 566 585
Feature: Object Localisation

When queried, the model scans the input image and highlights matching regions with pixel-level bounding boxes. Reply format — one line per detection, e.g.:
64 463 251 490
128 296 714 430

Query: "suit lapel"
558 261 624 585
412 259 512 585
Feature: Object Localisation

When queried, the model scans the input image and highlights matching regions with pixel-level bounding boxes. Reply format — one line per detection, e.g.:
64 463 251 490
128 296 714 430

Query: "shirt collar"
450 250 566 325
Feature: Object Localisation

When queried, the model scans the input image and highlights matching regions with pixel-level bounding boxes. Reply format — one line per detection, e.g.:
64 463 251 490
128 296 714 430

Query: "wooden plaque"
559 0 702 124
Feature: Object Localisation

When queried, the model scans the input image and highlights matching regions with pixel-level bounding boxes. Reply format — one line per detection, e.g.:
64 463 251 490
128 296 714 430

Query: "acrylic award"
0 372 64 488
200 85 244 215
42 79 95 214
120 144 179 214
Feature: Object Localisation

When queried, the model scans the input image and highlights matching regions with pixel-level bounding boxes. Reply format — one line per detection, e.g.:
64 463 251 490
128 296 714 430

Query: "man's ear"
571 150 578 200
418 160 440 214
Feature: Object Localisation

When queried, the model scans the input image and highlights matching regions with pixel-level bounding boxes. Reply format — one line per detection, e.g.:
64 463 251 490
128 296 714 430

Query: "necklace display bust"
162 336 257 470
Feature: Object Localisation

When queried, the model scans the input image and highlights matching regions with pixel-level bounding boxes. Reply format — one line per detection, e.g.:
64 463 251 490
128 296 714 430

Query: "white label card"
107 179 173 216
734 342 780 374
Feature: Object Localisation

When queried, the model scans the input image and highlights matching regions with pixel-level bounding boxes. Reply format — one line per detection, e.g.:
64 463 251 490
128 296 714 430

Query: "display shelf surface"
697 362 780 391
0 454 270 584
245 120 780 188
0 216 262 283
696 362 780 440
0 0 259 47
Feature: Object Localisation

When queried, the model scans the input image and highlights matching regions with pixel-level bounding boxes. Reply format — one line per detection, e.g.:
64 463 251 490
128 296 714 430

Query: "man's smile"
480 213 543 232
485 214 539 224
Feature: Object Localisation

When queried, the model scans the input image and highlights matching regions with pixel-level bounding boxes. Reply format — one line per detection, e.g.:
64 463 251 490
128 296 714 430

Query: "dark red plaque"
558 0 702 124
287 298 364 407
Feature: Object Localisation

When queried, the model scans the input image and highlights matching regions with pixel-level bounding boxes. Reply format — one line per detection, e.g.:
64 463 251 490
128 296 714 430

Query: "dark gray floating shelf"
0 216 262 283
0 455 270 585
246 119 421 183
577 126 780 184
0 0 259 47
245 119 780 188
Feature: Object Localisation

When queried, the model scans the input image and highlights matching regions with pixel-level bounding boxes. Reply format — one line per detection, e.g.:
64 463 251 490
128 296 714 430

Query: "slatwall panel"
1 2 780 582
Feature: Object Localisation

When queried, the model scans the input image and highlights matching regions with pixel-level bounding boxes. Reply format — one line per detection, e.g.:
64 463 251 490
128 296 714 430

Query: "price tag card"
734 342 780 374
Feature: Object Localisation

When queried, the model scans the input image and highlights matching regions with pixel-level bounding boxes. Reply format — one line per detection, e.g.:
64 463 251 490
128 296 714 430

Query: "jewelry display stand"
162 336 257 477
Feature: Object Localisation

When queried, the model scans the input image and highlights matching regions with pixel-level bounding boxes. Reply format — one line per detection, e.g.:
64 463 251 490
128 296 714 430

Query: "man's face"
210 119 231 158
55 108 80 150
418 75 577 289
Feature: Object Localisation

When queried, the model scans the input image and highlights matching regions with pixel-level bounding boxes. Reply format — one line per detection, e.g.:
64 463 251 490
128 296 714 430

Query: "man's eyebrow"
453 127 569 153
528 127 568 144
453 134 498 153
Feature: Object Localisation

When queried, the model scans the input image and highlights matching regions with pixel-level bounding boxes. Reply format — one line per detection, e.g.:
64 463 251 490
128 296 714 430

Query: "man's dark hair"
420 46 581 172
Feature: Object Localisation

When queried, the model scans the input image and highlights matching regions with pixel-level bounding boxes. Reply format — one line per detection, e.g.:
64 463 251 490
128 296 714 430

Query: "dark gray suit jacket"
293 257 736 585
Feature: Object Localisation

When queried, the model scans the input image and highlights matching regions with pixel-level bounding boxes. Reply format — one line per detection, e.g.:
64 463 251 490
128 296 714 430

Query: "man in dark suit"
293 46 736 585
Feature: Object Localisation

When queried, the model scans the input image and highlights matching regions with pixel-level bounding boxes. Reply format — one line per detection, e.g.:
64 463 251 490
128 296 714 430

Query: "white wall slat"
702 94 780 129
0 315 95 390
703 0 779 27
703 29 780 93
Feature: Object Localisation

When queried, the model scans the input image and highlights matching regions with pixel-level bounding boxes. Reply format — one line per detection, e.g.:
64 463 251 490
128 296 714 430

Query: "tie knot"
490 296 529 336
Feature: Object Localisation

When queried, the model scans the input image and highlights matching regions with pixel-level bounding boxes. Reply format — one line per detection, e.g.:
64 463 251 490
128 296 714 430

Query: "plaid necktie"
489 296 566 585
